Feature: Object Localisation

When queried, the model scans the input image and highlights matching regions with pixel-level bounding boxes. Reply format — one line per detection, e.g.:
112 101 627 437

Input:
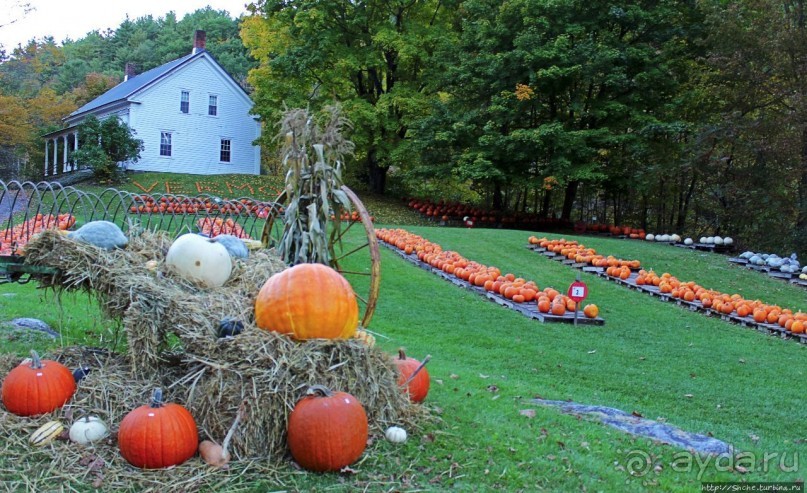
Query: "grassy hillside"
0 181 804 491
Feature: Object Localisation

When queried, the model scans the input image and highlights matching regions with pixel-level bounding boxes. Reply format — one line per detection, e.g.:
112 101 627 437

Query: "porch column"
44 139 49 177
62 135 69 173
73 131 78 170
52 138 58 175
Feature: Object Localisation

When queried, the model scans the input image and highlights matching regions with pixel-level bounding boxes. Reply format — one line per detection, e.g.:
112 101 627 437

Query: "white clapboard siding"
126 54 260 175
56 49 261 176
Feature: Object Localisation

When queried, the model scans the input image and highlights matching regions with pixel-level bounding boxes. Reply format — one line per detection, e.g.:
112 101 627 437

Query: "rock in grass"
9 318 58 338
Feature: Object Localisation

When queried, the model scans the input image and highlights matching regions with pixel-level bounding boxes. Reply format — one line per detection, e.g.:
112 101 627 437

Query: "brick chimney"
124 62 137 81
192 30 206 54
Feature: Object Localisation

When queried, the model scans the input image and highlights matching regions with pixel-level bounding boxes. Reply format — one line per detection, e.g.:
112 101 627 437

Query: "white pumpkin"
69 416 109 445
699 237 707 244
684 238 694 245
385 426 408 443
723 237 734 245
659 234 670 242
714 236 724 245
646 234 655 241
165 234 232 287
671 234 681 242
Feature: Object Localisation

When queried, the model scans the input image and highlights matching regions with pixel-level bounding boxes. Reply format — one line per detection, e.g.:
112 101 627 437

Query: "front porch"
42 127 81 178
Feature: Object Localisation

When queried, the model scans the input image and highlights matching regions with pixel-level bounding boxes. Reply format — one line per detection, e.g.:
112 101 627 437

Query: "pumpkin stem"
398 348 407 360
29 349 42 369
399 354 432 388
305 384 334 398
150 388 164 408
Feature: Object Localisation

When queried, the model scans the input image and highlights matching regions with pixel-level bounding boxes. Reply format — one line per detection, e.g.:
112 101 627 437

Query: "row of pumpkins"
405 198 570 229
628 269 807 333
644 234 734 246
528 236 642 270
377 228 600 318
2 229 432 472
529 233 806 335
737 250 806 276
581 223 736 246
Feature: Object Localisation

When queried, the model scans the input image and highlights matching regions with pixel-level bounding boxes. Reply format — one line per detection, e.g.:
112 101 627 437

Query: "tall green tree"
695 0 807 255
242 0 458 193
408 0 703 220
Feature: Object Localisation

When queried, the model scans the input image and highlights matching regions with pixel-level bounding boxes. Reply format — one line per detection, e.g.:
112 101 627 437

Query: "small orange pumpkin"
2 350 76 417
551 301 566 316
583 304 599 319
255 263 358 339
395 349 430 403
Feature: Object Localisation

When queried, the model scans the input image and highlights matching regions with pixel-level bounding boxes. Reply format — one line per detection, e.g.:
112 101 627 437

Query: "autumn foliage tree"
241 0 457 194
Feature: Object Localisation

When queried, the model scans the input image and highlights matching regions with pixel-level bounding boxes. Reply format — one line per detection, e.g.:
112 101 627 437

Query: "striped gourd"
30 421 64 446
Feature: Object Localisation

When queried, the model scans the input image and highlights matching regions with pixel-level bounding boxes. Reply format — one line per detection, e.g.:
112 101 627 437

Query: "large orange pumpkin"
118 388 199 469
287 385 368 472
2 350 76 416
255 263 358 339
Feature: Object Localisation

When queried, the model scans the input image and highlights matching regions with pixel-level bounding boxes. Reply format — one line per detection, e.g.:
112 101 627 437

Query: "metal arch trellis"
0 179 381 327
0 179 283 278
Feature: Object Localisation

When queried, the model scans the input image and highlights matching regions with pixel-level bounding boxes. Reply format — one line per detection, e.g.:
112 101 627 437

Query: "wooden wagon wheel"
261 185 380 328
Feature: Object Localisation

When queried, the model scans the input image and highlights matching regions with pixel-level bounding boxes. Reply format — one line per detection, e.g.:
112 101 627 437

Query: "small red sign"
567 280 588 303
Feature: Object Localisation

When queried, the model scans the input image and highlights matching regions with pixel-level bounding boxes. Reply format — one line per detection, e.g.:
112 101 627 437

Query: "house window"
160 132 172 156
180 91 189 113
220 138 231 162
208 95 218 116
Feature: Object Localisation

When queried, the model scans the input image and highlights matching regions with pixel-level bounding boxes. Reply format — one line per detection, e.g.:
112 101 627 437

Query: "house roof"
68 51 199 119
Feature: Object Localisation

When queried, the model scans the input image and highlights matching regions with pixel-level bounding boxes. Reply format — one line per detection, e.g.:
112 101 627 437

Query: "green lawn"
0 180 805 491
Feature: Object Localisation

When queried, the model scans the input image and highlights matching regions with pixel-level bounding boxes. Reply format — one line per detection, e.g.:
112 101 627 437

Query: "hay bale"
24 229 285 373
18 229 419 460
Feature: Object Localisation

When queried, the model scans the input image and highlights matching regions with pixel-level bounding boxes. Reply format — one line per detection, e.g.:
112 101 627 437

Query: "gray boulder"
9 318 58 338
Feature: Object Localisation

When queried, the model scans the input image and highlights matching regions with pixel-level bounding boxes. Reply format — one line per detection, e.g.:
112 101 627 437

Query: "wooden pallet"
692 243 733 253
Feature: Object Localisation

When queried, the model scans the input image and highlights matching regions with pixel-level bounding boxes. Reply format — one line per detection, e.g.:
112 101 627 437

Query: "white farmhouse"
43 31 261 176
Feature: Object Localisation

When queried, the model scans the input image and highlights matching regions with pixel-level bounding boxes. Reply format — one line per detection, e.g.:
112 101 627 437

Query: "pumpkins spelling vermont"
255 263 359 340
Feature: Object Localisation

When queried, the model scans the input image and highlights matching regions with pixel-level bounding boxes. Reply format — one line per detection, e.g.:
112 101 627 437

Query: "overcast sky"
0 0 250 50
